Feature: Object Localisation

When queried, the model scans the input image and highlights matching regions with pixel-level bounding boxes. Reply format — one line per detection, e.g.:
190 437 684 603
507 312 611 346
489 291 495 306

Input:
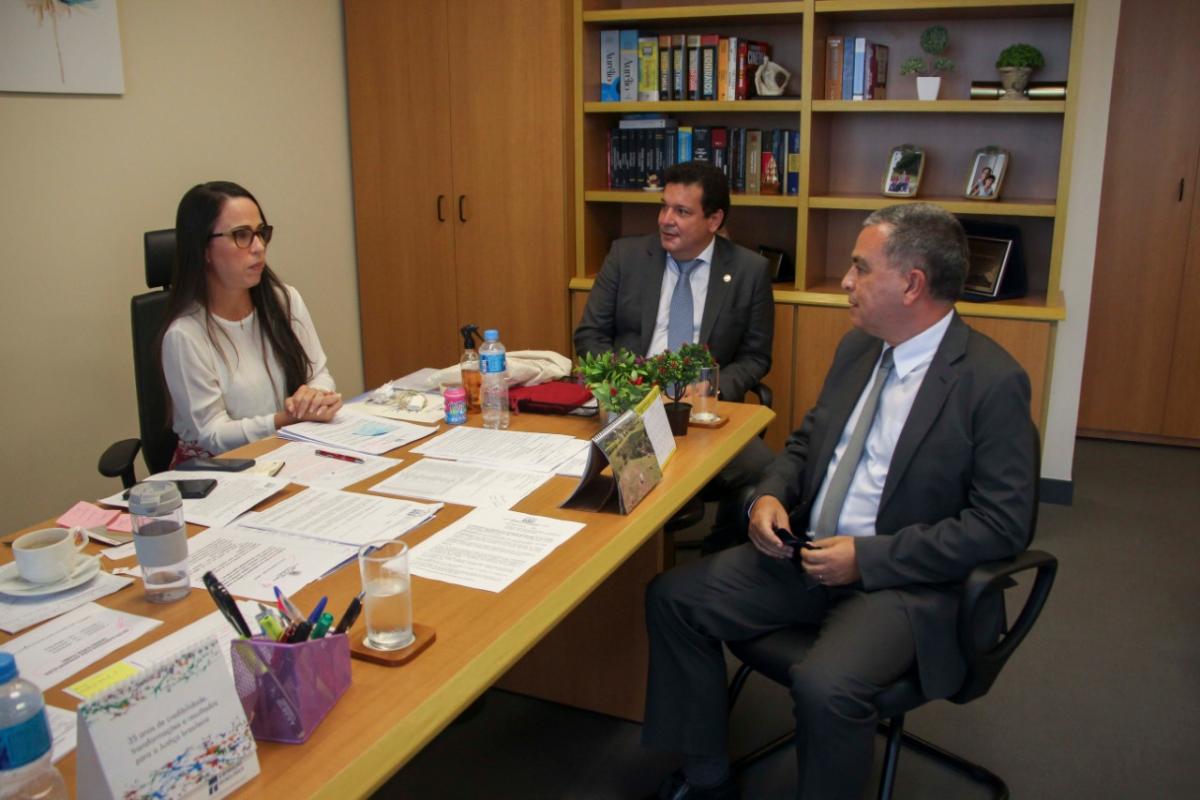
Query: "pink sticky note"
107 513 134 533
57 501 119 529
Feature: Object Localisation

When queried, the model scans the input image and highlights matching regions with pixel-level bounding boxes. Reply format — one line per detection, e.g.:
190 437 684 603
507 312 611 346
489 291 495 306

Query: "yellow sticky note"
65 661 142 699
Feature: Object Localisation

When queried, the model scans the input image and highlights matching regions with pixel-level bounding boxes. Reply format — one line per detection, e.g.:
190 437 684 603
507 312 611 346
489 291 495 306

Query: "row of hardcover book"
607 117 800 196
601 30 774 102
824 37 889 100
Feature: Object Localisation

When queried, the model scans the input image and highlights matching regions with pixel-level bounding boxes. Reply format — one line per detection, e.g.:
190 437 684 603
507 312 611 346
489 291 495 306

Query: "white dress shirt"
807 310 955 538
647 236 716 356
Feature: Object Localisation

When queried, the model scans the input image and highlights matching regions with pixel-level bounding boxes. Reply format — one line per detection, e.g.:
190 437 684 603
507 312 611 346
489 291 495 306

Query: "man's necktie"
667 259 699 352
813 348 895 538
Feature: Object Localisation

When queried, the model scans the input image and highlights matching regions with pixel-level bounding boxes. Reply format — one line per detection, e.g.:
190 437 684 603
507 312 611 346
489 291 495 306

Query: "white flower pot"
916 76 941 101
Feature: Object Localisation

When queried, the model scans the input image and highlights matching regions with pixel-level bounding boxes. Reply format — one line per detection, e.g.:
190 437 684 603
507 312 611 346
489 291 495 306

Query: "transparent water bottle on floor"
0 653 67 800
479 329 510 430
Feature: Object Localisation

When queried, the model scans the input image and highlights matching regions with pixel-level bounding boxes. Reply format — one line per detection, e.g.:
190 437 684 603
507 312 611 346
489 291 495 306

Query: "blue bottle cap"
0 652 17 683
484 329 499 341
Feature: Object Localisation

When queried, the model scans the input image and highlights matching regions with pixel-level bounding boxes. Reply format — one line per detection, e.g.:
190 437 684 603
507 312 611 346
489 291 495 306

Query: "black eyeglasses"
209 225 274 249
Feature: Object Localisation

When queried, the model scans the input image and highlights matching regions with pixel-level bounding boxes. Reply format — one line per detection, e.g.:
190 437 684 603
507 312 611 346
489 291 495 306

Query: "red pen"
315 449 364 464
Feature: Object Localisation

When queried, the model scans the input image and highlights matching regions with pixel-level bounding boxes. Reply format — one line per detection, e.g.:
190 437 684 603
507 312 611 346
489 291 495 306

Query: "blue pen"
306 596 328 626
274 585 304 622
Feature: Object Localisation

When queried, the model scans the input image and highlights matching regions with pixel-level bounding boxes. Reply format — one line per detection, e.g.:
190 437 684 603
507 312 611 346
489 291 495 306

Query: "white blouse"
161 285 335 455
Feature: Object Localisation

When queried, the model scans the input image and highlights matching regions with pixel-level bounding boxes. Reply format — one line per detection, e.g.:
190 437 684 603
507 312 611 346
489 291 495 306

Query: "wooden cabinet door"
1078 0 1200 436
345 0 461 386
446 0 571 355
1162 154 1200 439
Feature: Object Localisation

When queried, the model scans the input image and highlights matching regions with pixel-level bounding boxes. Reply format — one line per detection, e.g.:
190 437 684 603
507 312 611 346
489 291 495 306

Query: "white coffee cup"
12 527 89 584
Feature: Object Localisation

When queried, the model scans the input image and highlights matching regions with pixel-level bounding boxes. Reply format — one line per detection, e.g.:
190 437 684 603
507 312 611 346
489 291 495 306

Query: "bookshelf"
571 0 1084 439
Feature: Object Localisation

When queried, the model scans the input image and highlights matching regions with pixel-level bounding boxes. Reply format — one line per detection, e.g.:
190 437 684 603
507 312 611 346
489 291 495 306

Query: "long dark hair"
161 181 314 402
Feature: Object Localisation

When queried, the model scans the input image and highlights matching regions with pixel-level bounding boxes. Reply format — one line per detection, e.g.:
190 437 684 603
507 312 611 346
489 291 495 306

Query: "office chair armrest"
99 438 142 490
746 381 773 410
958 549 1058 663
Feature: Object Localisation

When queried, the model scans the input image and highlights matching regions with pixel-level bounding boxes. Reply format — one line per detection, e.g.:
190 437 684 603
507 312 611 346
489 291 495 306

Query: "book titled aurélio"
600 30 620 101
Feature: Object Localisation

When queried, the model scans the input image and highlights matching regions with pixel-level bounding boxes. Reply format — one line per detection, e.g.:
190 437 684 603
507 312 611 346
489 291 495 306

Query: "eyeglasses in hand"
210 225 274 249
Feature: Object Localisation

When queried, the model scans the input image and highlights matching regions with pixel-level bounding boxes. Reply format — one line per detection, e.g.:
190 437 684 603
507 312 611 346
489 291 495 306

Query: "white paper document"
2 603 162 690
412 427 587 473
409 507 585 592
343 399 444 425
0 571 134 634
370 458 554 510
266 441 399 489
278 413 437 455
182 525 357 601
555 443 593 478
389 368 441 392
99 471 289 528
123 601 260 678
237 487 441 547
45 705 76 763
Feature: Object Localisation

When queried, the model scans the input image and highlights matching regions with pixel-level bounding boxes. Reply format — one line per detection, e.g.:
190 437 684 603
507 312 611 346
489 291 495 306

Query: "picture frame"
963 235 1014 298
881 144 924 198
964 146 1010 201
757 245 794 282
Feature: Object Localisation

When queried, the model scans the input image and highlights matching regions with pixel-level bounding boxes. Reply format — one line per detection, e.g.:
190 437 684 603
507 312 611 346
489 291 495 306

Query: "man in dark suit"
644 203 1037 800
574 161 776 550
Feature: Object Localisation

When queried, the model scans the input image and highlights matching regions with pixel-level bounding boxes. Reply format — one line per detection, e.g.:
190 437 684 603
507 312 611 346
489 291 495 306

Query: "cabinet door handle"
437 194 446 222
1180 178 1186 202
458 195 468 223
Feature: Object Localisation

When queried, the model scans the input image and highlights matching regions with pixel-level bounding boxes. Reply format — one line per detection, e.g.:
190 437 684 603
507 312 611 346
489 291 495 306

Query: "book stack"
600 30 776 101
824 36 888 100
608 116 800 196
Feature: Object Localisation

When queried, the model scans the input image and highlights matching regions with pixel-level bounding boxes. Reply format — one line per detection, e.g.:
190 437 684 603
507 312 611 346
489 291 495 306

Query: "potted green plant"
645 343 715 435
575 349 652 420
899 25 954 101
995 43 1044 100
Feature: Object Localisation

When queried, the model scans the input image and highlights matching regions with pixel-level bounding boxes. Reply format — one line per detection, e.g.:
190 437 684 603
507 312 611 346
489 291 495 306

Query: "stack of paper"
266 441 398 489
279 413 438 455
412 427 589 473
370 459 553 510
237 487 441 547
99 471 289 528
0 572 134 634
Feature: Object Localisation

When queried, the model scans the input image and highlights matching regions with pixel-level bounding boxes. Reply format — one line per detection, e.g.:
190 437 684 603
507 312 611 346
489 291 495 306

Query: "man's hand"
748 495 794 559
799 536 860 586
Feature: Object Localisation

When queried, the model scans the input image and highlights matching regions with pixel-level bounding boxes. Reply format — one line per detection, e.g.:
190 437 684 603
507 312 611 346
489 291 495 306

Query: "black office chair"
98 229 179 488
664 381 773 558
725 439 1056 799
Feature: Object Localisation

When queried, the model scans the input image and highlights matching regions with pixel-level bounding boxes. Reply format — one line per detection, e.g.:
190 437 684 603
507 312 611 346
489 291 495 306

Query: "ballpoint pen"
310 612 334 639
283 620 312 644
202 572 253 638
274 585 304 622
334 591 365 634
315 449 365 464
306 596 328 626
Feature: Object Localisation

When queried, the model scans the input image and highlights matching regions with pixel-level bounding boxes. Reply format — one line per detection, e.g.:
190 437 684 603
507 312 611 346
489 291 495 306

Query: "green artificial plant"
576 348 652 413
645 343 715 405
899 24 955 76
996 43 1045 70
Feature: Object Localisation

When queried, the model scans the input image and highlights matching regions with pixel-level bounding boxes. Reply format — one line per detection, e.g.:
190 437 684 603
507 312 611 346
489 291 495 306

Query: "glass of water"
689 364 720 424
357 539 415 651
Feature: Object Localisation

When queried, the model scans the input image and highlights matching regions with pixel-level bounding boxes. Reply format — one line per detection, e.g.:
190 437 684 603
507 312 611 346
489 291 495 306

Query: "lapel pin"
723 273 732 283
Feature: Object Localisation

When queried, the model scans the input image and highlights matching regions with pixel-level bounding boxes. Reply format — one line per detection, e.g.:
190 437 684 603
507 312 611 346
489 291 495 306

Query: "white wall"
1043 0 1122 483
0 0 362 532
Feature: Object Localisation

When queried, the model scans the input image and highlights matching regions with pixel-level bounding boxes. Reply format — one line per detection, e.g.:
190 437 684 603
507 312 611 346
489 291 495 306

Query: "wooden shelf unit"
572 0 1085 434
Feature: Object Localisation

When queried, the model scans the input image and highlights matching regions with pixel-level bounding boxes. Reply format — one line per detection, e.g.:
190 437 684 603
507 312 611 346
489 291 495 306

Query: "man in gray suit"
574 161 776 550
644 203 1037 800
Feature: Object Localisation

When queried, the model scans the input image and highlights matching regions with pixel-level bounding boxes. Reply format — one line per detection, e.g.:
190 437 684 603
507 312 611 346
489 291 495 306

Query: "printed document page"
2 603 162 690
412 427 587 473
409 508 585 593
99 471 289 528
369 458 553 510
267 441 398 490
237 487 441 547
1 572 134 634
279 413 437 455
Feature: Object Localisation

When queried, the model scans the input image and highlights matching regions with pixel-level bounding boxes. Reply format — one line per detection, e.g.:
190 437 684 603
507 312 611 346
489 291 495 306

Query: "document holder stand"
230 634 351 744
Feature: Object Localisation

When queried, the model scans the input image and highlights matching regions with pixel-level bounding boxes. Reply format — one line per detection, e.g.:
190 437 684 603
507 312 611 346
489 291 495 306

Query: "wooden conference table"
0 401 772 798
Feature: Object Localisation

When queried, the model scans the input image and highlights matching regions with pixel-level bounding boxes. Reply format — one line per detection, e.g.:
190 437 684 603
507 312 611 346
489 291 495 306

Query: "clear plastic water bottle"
0 653 67 800
479 329 510 430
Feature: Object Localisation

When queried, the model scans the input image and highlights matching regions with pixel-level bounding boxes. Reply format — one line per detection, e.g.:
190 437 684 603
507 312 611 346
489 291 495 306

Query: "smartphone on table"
123 478 217 500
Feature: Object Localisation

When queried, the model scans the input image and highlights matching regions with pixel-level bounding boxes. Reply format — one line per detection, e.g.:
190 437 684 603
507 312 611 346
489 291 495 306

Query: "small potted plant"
900 24 954 101
575 349 652 421
995 43 1044 100
646 343 715 436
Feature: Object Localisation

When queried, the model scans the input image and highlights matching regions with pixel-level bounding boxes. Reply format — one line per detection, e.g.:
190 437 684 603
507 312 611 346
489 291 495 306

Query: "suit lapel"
699 238 731 343
639 238 667 354
806 338 884 505
879 314 968 511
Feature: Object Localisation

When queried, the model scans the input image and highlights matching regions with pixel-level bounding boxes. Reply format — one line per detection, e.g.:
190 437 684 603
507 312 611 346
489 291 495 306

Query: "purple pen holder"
229 634 351 744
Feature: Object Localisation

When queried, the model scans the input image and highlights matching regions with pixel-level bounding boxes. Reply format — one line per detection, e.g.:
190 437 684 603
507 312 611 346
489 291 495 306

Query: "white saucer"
0 555 102 597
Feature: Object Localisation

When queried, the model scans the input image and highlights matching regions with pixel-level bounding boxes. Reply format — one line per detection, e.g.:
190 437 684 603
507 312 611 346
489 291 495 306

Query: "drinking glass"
689 365 720 423
357 539 415 651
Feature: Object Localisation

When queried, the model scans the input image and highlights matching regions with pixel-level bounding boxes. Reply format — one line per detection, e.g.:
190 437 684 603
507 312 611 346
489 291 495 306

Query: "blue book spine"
852 38 867 100
786 130 800 195
619 30 639 102
678 127 693 163
842 39 855 100
600 30 620 102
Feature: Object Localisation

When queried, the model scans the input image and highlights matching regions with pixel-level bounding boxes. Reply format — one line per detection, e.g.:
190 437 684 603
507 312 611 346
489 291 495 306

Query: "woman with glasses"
160 181 341 464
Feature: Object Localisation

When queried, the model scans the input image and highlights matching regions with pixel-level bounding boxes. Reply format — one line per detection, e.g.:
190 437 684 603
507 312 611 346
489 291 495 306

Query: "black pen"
333 591 365 634
202 571 253 638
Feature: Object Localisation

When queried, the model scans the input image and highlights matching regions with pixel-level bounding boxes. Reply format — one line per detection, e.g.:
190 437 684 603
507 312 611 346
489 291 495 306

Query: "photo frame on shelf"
757 245 794 283
960 219 1027 302
965 146 1010 200
882 144 924 198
